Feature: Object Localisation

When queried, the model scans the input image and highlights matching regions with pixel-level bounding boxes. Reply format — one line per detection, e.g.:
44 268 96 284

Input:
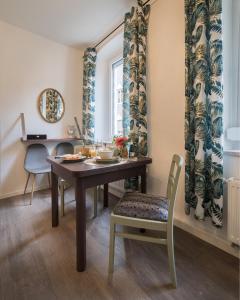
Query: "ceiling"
0 0 135 49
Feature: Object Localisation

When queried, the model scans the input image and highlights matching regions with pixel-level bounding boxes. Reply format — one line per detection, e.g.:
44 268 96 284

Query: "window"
231 0 240 132
111 58 123 136
223 0 240 149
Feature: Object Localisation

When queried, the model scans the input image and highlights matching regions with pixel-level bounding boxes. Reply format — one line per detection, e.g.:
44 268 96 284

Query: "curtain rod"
94 0 151 49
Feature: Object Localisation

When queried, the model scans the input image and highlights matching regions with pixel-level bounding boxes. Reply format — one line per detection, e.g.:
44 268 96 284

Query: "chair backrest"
24 143 49 171
166 154 183 223
55 142 74 155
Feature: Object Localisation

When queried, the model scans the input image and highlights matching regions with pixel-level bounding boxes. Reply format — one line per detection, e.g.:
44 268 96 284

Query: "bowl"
98 149 114 159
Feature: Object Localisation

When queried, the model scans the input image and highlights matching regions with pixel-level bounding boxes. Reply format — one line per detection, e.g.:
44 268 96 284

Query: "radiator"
228 178 240 246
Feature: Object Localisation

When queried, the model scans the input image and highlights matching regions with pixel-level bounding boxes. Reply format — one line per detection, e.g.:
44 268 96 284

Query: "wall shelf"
20 113 84 144
21 138 83 143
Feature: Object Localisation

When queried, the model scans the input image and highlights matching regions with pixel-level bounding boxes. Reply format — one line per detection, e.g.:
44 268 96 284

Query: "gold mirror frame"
38 88 65 123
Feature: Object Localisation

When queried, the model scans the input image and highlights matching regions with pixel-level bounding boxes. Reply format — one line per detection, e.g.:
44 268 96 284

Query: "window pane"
223 0 240 149
112 59 123 136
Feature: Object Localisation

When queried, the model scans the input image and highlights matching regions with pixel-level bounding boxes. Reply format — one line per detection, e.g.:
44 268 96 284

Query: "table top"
47 156 152 178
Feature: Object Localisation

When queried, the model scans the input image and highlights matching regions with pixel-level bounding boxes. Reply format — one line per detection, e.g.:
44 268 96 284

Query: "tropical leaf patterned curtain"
82 48 97 144
185 0 223 227
123 0 150 156
122 0 150 189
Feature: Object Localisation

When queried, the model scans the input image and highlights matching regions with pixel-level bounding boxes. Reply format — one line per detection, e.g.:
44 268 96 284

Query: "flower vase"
119 146 128 158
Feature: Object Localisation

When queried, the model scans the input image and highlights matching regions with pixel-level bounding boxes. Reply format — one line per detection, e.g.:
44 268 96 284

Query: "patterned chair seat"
113 192 169 222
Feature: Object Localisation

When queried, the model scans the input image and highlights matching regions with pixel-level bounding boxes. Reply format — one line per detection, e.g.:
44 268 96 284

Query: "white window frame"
223 0 240 150
110 56 123 138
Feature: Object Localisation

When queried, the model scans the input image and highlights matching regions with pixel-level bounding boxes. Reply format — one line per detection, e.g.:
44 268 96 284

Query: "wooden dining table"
47 156 152 272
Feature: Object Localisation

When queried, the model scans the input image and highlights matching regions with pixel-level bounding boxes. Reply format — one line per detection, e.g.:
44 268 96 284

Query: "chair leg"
93 186 98 218
24 173 31 194
60 180 65 217
167 228 177 288
48 173 51 188
108 219 116 274
30 174 36 205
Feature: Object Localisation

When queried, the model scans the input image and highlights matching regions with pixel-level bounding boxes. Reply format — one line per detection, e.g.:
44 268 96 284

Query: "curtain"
122 0 150 189
185 0 224 227
82 47 97 144
123 0 150 155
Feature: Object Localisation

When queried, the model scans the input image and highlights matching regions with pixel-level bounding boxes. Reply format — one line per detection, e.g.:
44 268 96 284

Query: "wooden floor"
0 189 239 300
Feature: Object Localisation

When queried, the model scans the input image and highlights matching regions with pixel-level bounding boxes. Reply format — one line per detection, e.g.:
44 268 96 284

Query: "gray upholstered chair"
56 142 74 156
24 143 51 204
108 154 183 288
56 142 98 218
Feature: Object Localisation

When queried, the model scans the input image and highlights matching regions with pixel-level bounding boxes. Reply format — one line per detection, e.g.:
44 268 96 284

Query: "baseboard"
0 184 50 200
174 218 240 258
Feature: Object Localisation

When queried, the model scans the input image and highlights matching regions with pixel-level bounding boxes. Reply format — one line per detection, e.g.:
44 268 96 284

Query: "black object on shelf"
27 134 47 140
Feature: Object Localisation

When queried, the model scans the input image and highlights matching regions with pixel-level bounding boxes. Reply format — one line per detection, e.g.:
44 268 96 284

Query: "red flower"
115 136 128 147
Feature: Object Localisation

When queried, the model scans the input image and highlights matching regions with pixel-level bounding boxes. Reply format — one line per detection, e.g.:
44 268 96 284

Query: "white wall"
147 0 185 199
0 20 83 199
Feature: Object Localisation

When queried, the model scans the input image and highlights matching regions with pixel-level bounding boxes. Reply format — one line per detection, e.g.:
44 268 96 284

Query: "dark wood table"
47 156 152 272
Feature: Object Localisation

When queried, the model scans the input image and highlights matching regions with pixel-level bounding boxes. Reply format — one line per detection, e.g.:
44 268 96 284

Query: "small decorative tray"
62 157 86 163
56 155 87 163
95 157 120 164
84 158 127 166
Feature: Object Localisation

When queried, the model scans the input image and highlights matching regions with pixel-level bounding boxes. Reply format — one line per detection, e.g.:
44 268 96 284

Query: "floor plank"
0 189 239 300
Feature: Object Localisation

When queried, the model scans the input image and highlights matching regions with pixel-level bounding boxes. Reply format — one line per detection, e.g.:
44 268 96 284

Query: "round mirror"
38 88 65 123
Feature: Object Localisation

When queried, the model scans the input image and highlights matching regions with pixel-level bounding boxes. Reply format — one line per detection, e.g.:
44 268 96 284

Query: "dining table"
47 156 152 272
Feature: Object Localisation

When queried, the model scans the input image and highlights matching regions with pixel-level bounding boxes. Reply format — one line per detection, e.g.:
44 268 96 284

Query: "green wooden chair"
108 154 183 288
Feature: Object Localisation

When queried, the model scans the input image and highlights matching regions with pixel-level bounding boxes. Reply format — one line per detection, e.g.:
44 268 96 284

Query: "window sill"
223 150 240 157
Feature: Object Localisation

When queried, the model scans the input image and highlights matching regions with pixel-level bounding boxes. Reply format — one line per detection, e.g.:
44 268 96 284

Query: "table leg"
103 183 108 208
75 178 86 272
141 167 147 193
51 170 59 227
140 167 147 233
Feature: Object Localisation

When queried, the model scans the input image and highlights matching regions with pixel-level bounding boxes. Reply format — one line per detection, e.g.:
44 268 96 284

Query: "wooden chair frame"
24 172 51 205
108 154 183 288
